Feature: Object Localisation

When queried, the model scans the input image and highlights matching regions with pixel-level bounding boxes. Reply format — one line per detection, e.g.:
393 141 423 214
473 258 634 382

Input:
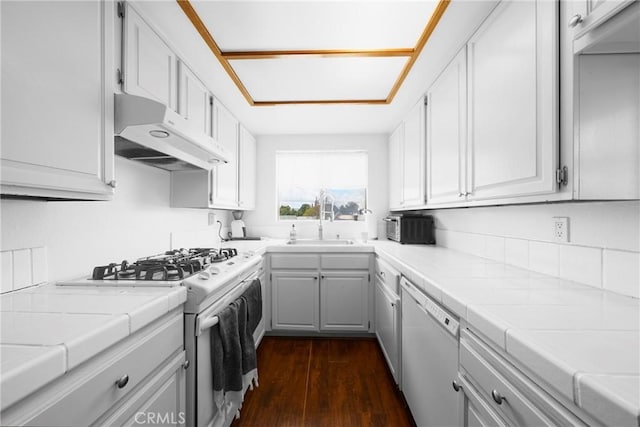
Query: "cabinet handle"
458 192 464 197
108 180 117 188
568 13 583 28
452 380 462 392
183 360 190 370
380 271 385 277
115 374 129 389
491 389 506 405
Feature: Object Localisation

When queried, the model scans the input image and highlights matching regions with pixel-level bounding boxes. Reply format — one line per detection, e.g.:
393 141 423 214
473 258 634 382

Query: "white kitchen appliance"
230 210 246 239
401 276 459 426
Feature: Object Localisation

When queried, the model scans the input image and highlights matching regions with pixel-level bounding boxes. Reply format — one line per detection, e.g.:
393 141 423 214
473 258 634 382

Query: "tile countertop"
372 240 640 427
0 284 187 411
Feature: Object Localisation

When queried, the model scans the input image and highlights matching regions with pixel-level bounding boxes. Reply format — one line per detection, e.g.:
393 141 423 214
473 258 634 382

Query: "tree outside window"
276 151 368 221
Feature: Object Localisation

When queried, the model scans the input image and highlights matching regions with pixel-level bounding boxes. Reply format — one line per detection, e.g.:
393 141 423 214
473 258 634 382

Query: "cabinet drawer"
375 257 400 294
26 314 183 426
460 331 585 427
95 351 186 427
270 254 320 269
460 339 553 426
321 254 370 270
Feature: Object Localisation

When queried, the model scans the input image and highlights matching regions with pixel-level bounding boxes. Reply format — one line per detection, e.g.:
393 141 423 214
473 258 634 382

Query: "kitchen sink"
286 239 356 245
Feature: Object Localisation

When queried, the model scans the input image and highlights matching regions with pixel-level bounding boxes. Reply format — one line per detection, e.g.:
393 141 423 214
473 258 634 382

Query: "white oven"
183 258 264 427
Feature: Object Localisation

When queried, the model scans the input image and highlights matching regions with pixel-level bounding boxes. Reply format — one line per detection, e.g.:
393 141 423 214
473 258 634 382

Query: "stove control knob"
209 266 221 275
198 271 211 280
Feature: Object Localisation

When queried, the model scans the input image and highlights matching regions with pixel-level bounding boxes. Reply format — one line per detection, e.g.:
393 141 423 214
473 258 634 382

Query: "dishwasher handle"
401 277 459 337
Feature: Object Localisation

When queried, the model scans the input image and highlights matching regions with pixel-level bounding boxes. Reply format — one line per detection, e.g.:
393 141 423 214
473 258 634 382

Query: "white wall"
1 157 230 285
426 201 640 298
243 134 388 240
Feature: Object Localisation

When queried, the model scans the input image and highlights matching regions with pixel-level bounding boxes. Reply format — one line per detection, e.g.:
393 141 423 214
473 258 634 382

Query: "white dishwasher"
401 276 460 427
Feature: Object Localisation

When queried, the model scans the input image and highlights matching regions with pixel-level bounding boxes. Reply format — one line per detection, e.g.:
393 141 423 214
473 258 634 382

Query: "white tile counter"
372 240 640 427
0 284 186 410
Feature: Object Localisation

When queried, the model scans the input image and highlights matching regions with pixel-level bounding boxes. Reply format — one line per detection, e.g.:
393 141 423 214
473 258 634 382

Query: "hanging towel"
243 279 263 335
210 304 243 413
234 297 259 391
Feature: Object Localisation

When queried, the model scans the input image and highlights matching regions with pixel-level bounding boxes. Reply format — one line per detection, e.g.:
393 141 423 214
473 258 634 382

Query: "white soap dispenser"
289 224 297 242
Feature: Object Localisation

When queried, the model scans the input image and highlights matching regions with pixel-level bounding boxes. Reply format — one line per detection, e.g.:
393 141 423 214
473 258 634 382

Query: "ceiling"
177 0 445 105
132 0 499 135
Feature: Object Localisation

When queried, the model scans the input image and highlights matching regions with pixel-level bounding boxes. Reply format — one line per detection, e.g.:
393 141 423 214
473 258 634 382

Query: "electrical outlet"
208 212 217 226
553 217 569 243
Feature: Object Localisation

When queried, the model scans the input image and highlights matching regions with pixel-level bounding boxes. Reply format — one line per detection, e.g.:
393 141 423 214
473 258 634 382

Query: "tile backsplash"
1 247 47 294
435 229 639 299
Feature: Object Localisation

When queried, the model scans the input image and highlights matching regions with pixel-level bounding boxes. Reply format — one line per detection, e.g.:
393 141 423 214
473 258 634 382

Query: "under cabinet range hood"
114 93 229 171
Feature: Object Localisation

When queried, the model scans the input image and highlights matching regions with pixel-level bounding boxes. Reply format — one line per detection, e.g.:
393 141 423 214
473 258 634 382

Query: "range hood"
114 93 229 171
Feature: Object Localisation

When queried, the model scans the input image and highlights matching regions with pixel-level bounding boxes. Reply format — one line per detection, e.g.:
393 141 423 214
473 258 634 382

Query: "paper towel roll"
365 212 378 240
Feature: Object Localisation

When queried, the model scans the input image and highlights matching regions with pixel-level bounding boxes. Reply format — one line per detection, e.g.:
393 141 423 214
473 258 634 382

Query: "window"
276 151 368 221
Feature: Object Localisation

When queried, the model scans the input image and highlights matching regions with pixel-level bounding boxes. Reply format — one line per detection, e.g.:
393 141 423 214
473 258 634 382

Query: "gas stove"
59 247 239 287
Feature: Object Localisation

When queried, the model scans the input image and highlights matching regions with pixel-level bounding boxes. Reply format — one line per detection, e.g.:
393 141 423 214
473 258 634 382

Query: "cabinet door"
427 48 468 205
178 61 211 137
123 3 177 111
467 0 558 201
375 278 399 383
388 123 404 209
402 99 426 207
1 0 114 200
271 271 319 331
320 271 369 332
238 125 257 210
211 98 239 208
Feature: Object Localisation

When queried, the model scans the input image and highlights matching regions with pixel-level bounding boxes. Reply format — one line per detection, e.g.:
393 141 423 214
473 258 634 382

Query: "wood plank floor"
231 337 416 427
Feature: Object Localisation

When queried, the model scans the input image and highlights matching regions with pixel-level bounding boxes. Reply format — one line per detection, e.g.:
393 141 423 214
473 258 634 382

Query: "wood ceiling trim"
176 0 255 105
386 0 450 103
253 99 388 107
222 48 414 60
178 0 450 106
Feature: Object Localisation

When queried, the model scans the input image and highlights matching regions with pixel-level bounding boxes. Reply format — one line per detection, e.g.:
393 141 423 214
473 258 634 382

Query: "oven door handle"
196 313 219 336
195 272 261 336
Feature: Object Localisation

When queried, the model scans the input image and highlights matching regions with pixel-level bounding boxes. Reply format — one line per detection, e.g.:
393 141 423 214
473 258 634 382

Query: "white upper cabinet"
123 3 177 111
402 99 427 207
211 98 239 208
426 48 467 205
178 61 212 137
238 125 257 210
575 54 639 199
569 0 636 43
1 0 115 200
466 0 558 201
388 124 404 210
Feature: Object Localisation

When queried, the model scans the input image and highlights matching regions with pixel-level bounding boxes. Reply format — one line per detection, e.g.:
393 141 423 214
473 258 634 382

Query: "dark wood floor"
232 337 416 427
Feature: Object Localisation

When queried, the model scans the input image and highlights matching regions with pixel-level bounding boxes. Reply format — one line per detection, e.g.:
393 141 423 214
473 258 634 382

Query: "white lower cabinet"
269 253 371 333
457 329 587 427
95 352 186 427
375 276 400 383
320 271 369 332
2 312 185 426
271 271 320 331
457 376 507 427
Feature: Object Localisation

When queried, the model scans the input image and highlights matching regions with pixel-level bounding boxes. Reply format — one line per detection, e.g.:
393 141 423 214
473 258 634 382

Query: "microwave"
384 214 435 244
